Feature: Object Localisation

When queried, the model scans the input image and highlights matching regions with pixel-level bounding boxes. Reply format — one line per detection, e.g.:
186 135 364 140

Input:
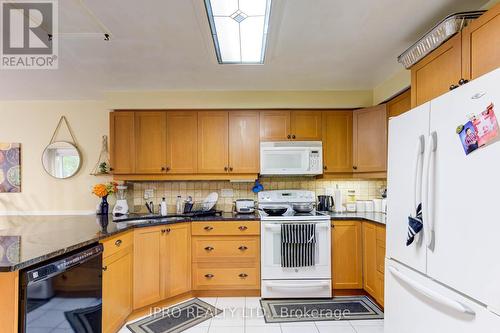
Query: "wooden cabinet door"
166 111 197 173
134 111 167 174
163 223 191 297
110 112 135 174
229 111 260 173
0 272 18 333
102 247 133 333
410 33 462 107
462 4 500 81
362 222 378 298
332 221 363 289
353 105 387 172
290 111 322 140
260 110 290 141
387 89 411 118
323 111 353 173
133 227 163 309
197 111 229 173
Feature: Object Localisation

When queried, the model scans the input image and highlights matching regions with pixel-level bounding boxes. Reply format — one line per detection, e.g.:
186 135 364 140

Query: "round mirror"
42 142 82 179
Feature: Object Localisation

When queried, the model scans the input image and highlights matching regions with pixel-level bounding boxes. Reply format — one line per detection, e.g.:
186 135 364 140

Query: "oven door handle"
266 282 330 289
264 224 329 232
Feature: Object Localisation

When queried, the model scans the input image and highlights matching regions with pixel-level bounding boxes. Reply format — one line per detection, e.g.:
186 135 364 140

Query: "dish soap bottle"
160 197 167 216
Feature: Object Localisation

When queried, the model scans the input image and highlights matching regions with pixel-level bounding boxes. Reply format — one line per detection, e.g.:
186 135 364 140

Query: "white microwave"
260 141 323 176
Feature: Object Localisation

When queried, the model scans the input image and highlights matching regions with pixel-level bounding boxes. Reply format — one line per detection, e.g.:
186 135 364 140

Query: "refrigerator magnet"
458 121 479 155
471 103 499 147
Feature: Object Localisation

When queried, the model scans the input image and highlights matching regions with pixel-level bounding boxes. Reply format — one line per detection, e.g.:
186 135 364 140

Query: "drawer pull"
114 239 122 247
238 226 248 231
238 245 248 251
204 226 214 231
239 273 248 278
102 266 108 272
204 246 214 251
166 228 171 233
204 274 214 279
161 229 166 234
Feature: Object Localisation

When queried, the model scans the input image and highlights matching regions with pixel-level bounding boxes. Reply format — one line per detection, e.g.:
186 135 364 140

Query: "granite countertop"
0 211 385 272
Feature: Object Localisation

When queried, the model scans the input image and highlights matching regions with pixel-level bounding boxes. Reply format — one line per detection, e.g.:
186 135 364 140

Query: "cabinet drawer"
102 231 133 259
191 221 260 236
192 263 260 290
192 237 259 262
376 239 385 274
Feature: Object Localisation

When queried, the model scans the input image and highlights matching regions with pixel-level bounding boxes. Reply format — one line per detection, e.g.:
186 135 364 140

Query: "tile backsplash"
129 177 386 214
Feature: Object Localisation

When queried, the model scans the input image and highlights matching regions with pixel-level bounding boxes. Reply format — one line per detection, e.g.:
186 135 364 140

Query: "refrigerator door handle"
389 266 475 315
426 131 438 248
412 135 426 209
421 134 433 247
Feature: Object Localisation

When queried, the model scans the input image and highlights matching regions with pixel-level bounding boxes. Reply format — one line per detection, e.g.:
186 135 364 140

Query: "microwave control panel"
309 150 321 170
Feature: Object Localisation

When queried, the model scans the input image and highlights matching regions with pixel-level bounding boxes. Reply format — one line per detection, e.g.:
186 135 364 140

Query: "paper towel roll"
334 189 344 212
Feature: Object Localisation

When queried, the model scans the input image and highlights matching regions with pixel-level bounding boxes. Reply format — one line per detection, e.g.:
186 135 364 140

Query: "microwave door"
261 148 308 174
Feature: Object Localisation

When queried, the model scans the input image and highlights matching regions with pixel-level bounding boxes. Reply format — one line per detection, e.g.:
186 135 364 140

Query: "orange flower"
92 184 108 198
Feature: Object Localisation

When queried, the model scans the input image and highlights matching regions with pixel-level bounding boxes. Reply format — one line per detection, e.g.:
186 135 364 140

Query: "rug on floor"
127 298 222 333
260 296 384 323
64 304 102 332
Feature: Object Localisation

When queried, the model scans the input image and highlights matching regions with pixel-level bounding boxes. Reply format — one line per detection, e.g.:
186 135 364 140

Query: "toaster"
235 199 255 214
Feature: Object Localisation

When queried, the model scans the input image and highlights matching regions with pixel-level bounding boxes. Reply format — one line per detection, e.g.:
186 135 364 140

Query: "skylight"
204 0 272 64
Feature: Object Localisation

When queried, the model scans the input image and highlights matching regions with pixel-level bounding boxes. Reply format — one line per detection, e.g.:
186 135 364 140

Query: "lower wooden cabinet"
0 271 19 333
192 262 260 290
133 223 191 309
102 245 133 333
361 222 386 306
331 221 363 289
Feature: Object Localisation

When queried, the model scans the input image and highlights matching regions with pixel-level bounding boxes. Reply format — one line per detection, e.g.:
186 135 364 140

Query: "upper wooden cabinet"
197 111 229 174
353 105 387 173
110 112 135 174
134 112 167 174
260 110 290 141
462 3 500 81
229 111 260 173
291 111 322 140
322 111 353 173
166 111 197 174
411 33 462 108
260 110 322 141
332 221 363 289
387 89 411 118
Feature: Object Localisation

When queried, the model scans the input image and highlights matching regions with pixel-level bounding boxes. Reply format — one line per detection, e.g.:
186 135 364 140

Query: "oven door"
260 220 331 280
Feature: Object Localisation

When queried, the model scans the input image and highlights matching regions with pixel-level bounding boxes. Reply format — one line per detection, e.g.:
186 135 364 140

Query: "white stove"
258 190 332 299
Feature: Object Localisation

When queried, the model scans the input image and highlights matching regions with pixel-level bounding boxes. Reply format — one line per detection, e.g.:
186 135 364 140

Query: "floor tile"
245 326 282 333
349 319 384 326
351 325 384 333
279 321 316 327
198 297 218 306
215 297 245 309
28 309 66 328
315 320 352 327
208 326 245 333
280 325 319 333
317 325 357 333
183 325 210 333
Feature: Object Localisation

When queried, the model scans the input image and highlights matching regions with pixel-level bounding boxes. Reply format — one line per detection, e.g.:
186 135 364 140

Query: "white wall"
0 101 110 214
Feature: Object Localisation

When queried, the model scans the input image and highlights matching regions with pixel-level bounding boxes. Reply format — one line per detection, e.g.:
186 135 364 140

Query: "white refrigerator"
386 68 500 332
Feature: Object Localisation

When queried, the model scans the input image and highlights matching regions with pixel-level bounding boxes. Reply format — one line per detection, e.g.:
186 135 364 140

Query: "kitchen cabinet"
353 105 387 173
260 110 291 141
166 111 198 174
134 111 167 174
387 89 412 118
162 223 191 297
102 241 133 333
410 33 462 108
290 111 322 140
110 111 135 174
260 110 322 141
462 3 500 81
197 111 229 173
0 272 18 333
133 223 191 309
229 111 260 173
362 222 378 298
332 221 363 289
322 111 353 173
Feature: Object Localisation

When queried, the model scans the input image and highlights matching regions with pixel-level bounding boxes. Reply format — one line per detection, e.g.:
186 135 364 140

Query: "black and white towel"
281 224 316 268
407 203 423 246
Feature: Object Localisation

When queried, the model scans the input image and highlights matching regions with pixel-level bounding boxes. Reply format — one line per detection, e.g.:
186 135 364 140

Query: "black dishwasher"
19 244 103 333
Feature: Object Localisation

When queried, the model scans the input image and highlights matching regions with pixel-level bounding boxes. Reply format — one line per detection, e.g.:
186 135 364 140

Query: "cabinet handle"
204 274 214 278
204 246 214 251
224 166 228 171
204 226 214 231
323 166 327 170
287 134 291 139
166 228 171 233
102 266 108 272
109 167 114 172
239 273 248 278
449 84 459 91
458 78 469 86
166 166 170 172
161 167 166 171
161 229 166 234
353 166 358 170
292 135 296 139
238 226 248 231
114 239 122 247
238 245 248 251
229 167 233 171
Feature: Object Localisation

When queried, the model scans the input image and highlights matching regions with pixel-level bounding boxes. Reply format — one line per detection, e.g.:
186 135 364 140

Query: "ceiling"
0 0 489 100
